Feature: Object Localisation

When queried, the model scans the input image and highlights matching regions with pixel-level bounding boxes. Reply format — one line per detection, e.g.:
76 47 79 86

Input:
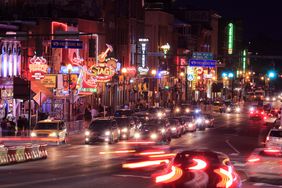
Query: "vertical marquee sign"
138 38 149 75
227 23 234 55
29 56 48 80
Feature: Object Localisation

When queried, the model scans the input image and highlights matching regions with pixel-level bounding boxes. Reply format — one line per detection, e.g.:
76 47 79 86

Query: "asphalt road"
0 110 280 188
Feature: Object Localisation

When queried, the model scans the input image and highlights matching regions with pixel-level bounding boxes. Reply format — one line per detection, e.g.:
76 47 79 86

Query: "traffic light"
89 38 97 58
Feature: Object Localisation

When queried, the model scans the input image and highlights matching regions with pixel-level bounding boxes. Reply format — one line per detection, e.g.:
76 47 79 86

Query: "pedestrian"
91 107 98 120
0 118 8 137
84 105 92 122
17 116 24 136
8 118 16 136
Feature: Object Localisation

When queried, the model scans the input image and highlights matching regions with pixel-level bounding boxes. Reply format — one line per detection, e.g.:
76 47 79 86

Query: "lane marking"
114 174 151 179
225 139 240 154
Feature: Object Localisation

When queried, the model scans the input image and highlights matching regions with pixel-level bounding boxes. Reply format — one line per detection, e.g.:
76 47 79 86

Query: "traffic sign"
192 52 213 60
51 40 83 49
187 74 194 81
189 59 216 68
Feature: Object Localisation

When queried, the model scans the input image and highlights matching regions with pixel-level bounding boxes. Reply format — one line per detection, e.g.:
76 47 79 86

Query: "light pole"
151 69 157 107
67 64 73 122
121 68 127 106
179 72 185 102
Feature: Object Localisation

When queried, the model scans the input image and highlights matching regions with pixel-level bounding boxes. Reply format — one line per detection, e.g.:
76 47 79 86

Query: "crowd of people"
0 115 28 137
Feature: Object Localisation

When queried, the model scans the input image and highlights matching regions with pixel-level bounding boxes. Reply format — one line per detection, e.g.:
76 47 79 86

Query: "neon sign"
138 38 149 75
227 23 234 55
29 56 48 80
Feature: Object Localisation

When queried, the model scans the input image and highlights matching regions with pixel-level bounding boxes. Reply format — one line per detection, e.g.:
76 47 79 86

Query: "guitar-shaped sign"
98 44 113 63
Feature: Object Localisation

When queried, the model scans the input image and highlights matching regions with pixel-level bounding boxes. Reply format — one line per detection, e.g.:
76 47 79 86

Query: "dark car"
84 118 119 144
168 118 183 138
154 149 241 188
114 117 136 140
114 109 134 117
134 119 171 144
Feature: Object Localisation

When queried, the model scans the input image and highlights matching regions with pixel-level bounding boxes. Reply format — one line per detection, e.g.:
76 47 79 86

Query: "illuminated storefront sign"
227 23 234 55
60 66 80 74
242 49 247 73
123 67 137 77
138 38 149 75
40 74 57 88
29 56 48 80
88 63 115 83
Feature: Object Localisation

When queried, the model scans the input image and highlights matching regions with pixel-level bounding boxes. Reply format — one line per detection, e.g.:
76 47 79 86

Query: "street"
1 109 280 188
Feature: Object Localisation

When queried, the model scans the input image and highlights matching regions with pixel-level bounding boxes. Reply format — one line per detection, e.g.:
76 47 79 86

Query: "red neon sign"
29 56 48 80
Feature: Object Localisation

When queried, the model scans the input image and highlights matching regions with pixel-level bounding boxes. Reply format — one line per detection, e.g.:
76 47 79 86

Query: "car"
249 107 265 120
134 119 171 144
114 109 134 117
84 118 119 144
225 105 241 113
153 149 241 188
177 116 196 132
212 101 224 112
168 118 183 138
246 148 282 180
194 114 207 131
114 117 137 140
204 114 215 128
265 128 282 148
30 119 67 144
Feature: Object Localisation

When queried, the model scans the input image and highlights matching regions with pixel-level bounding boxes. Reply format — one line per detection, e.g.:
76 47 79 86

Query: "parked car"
84 118 119 144
168 118 183 138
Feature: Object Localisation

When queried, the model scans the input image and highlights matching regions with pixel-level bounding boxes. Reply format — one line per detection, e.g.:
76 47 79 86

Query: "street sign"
187 74 194 81
189 59 216 68
51 40 83 49
192 52 213 60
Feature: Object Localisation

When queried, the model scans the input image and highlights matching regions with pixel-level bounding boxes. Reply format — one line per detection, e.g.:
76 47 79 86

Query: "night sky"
176 0 282 41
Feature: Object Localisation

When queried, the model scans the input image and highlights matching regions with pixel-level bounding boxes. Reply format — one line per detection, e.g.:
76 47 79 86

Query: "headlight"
227 107 231 112
85 131 90 136
175 108 180 113
49 132 57 137
266 97 270 101
160 128 166 133
249 107 254 111
171 127 177 131
30 132 37 137
105 131 110 136
188 123 194 128
205 120 210 124
273 97 276 101
185 108 190 113
150 133 158 139
157 112 163 117
236 107 240 112
121 128 128 133
196 118 203 124
134 133 141 139
195 109 201 113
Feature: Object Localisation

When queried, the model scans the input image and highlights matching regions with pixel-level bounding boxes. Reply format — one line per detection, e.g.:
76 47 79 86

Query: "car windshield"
89 120 112 131
114 110 133 117
146 119 165 125
115 118 130 125
140 124 160 131
34 123 58 130
269 130 282 137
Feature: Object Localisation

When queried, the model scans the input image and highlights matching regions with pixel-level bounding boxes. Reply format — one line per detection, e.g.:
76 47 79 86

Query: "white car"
246 148 282 179
265 128 282 148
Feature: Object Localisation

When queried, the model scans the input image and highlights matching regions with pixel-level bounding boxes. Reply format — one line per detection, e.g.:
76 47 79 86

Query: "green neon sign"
228 23 234 54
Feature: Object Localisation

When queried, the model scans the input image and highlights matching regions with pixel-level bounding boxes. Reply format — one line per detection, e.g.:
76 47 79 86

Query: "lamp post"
67 64 73 122
151 69 157 107
179 72 185 102
121 68 127 106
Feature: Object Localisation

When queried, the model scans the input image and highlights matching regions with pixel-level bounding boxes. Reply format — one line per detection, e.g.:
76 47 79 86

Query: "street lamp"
67 64 73 122
121 67 127 106
151 69 157 107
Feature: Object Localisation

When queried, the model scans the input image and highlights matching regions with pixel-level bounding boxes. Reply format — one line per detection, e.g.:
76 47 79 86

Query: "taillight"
264 149 280 153
122 159 169 169
264 116 267 120
214 166 234 188
247 156 260 163
188 158 207 170
250 111 254 114
155 165 183 183
261 111 264 115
